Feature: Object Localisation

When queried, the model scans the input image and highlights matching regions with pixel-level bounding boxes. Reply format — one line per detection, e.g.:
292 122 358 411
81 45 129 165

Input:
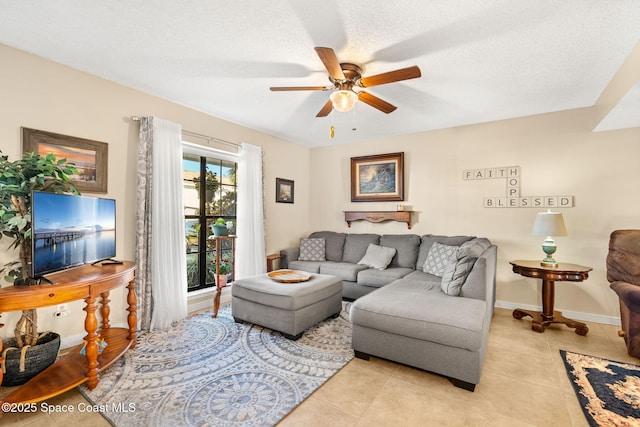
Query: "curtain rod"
131 116 240 148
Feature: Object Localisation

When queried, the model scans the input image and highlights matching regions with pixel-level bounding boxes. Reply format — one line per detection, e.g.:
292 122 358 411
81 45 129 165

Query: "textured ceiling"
1 1 639 147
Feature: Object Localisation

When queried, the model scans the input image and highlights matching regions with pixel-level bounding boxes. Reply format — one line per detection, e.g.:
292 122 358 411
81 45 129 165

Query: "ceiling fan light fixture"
330 89 358 112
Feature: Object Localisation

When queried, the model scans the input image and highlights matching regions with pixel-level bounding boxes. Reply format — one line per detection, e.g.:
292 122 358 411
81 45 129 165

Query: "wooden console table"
0 261 136 404
344 211 412 229
509 260 591 335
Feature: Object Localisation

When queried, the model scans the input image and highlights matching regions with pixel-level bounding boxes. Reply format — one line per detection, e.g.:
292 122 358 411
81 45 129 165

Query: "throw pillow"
423 242 457 276
298 238 326 261
441 238 492 296
357 243 397 270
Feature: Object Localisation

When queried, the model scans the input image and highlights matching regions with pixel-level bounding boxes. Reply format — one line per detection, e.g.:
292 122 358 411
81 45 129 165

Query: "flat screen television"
31 191 117 278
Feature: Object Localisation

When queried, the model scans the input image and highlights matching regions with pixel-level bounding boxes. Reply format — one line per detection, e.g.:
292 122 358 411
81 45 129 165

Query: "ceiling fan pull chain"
352 103 357 132
330 110 335 139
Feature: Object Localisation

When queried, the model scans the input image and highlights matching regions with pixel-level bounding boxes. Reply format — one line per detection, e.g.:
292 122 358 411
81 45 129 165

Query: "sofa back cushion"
309 231 346 262
342 234 381 263
380 234 421 268
416 234 475 270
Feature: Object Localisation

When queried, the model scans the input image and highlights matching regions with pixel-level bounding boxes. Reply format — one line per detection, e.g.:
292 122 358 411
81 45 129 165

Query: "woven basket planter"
1 332 60 386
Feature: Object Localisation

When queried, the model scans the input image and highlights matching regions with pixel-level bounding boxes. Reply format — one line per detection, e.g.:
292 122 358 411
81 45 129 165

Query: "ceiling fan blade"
358 92 397 114
270 86 328 91
314 47 345 81
359 66 421 87
316 100 333 117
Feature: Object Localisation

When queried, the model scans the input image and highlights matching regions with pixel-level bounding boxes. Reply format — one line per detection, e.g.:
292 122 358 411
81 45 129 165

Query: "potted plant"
0 151 79 385
213 217 229 236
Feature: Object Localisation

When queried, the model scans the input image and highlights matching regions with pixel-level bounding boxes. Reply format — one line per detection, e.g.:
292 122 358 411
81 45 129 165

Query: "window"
183 149 237 292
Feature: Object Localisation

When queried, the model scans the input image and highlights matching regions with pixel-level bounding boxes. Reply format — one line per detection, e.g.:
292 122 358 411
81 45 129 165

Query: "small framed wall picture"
276 178 294 203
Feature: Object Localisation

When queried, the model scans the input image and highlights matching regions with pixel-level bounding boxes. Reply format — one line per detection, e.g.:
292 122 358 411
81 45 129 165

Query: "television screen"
31 191 116 277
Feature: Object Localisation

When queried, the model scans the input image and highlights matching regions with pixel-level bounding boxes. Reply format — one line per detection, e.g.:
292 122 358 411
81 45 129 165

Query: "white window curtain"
235 143 266 279
136 116 188 331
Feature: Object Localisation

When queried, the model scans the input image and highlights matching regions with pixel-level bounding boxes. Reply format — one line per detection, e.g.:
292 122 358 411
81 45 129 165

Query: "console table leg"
0 312 3 388
84 295 99 390
100 291 111 329
127 278 137 348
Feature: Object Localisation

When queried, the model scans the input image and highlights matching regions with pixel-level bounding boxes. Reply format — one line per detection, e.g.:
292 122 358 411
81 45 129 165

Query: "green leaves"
0 150 80 283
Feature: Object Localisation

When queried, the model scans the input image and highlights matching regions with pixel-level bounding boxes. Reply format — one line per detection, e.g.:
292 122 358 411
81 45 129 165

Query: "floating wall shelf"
344 211 412 229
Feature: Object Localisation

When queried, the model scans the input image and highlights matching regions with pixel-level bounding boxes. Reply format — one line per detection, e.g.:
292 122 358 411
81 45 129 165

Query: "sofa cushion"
342 234 380 263
358 243 397 270
350 279 487 351
309 231 346 262
288 260 323 273
319 262 369 282
441 238 492 296
403 269 443 283
416 234 475 270
357 267 414 288
380 234 421 268
299 237 326 261
423 242 457 276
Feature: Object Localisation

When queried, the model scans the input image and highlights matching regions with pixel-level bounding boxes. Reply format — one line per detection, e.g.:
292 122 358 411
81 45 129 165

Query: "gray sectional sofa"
280 231 497 391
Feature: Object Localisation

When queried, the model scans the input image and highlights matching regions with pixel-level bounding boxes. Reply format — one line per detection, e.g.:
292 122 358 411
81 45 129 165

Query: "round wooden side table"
509 260 592 335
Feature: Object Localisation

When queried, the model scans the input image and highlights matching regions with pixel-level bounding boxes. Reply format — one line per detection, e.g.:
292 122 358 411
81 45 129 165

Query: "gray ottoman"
231 272 343 339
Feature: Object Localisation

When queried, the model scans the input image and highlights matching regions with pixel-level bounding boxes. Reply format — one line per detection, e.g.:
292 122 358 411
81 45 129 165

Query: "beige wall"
0 44 310 341
308 111 639 322
303 43 640 323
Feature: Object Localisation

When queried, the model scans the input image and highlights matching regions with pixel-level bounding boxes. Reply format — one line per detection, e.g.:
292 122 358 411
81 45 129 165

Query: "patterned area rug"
560 350 640 426
80 303 353 426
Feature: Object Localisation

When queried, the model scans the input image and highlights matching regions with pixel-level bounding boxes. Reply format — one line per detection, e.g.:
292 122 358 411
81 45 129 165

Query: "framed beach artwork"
351 152 404 202
276 178 294 203
22 127 108 193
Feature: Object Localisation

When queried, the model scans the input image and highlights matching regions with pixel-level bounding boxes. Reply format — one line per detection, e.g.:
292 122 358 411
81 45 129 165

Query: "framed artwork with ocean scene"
351 152 404 202
351 153 404 202
22 127 108 193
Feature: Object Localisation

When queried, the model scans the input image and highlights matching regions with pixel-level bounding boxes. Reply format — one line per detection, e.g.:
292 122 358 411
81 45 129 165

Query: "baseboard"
60 321 128 350
188 286 232 314
495 300 621 327
59 287 233 350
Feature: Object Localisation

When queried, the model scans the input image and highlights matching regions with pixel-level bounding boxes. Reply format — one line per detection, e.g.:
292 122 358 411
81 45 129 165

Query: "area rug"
560 350 640 426
80 303 353 427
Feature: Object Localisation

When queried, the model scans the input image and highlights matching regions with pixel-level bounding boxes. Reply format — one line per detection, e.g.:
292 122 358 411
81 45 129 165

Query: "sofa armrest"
611 281 640 311
460 245 497 304
279 247 299 269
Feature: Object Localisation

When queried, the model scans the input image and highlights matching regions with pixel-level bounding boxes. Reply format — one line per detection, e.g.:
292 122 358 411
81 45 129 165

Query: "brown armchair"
608 230 640 358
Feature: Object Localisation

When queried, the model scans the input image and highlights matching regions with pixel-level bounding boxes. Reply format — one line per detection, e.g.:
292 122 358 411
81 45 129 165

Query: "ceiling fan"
270 47 421 117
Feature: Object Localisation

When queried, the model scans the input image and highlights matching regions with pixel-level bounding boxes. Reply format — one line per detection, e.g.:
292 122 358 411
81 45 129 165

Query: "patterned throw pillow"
423 242 457 276
298 238 326 261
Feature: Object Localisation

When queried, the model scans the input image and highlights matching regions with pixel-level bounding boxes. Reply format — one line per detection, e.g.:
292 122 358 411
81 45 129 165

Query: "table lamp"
532 210 567 267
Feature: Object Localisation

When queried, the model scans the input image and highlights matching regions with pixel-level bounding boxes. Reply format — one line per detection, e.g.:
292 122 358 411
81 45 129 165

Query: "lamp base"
540 237 558 268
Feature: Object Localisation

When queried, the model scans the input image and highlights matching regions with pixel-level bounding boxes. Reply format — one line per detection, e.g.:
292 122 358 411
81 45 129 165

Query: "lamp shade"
532 210 567 237
330 90 358 112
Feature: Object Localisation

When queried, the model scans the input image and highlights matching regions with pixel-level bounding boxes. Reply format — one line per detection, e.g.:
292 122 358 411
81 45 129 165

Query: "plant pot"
213 225 228 236
217 274 229 288
1 332 61 386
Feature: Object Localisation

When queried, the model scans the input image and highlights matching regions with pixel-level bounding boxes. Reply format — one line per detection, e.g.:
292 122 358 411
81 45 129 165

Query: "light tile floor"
1 308 635 426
